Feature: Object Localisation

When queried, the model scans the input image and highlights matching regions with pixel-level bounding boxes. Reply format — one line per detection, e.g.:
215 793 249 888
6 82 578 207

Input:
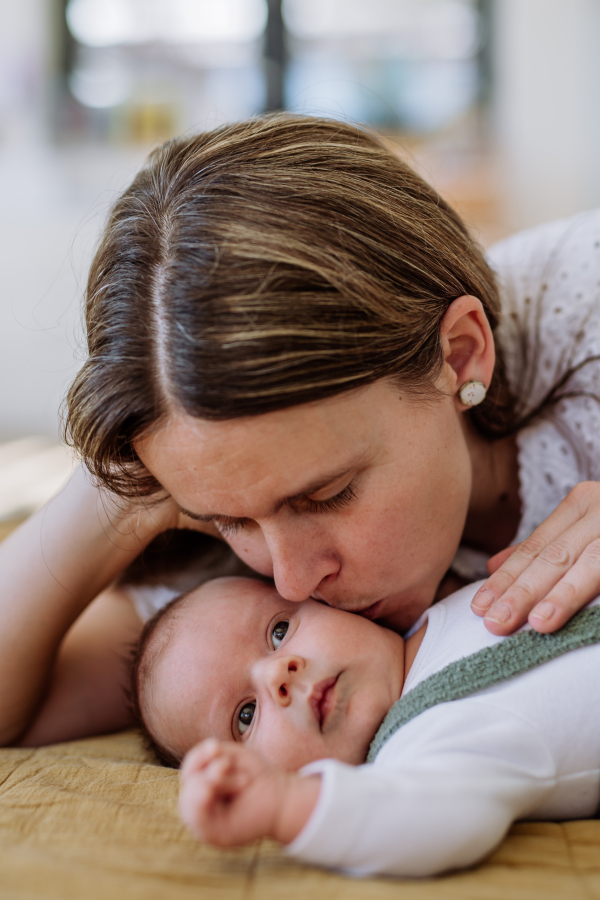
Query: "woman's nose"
260 520 341 602
261 655 305 707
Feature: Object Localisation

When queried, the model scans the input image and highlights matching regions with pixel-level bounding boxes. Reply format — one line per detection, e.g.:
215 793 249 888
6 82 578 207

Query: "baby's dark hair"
130 593 191 768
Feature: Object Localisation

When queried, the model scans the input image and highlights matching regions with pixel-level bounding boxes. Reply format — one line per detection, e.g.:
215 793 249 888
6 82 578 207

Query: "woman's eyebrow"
176 465 357 524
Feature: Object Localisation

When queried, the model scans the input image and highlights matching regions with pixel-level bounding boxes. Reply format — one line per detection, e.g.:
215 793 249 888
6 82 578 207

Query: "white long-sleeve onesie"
286 582 600 878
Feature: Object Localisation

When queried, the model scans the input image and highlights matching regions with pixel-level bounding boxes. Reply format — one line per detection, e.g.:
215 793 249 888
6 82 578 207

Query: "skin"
145 576 424 767
148 575 425 848
3 296 600 748
179 739 323 847
136 296 513 633
138 383 470 634
137 293 600 638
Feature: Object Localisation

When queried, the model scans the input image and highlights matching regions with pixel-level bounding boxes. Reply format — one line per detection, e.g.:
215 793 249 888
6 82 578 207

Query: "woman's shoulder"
485 211 600 542
487 209 600 290
487 210 600 412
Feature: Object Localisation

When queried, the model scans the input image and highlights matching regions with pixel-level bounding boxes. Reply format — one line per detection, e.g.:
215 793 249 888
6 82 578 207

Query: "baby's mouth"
309 676 339 730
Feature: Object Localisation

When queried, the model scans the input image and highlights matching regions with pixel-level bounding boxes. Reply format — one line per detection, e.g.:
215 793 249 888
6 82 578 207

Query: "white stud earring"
458 381 487 407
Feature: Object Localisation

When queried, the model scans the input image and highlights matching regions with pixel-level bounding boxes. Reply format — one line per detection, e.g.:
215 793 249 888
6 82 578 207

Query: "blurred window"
66 0 268 47
59 0 485 143
62 0 269 142
283 0 482 131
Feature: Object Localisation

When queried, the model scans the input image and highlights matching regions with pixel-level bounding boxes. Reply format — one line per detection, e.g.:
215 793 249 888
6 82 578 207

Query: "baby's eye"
238 702 256 736
271 620 289 649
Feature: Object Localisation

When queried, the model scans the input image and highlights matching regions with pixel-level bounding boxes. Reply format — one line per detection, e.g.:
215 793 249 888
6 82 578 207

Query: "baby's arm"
180 706 555 877
179 740 320 847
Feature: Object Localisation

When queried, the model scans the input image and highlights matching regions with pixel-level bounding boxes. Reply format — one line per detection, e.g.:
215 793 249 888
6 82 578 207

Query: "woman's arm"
17 587 143 746
0 466 172 745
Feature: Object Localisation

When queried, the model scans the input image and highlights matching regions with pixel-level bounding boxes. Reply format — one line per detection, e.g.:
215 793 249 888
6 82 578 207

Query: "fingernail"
531 601 555 621
471 589 495 612
485 601 511 624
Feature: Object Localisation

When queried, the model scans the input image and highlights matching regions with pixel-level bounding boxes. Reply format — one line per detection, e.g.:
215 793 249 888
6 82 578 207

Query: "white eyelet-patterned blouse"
453 209 600 582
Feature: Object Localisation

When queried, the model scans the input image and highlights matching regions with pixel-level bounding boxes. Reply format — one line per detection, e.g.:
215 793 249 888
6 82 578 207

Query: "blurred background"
1 0 600 523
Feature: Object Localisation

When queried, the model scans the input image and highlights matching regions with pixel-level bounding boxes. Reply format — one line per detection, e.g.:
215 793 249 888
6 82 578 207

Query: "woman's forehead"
135 387 388 513
141 387 378 459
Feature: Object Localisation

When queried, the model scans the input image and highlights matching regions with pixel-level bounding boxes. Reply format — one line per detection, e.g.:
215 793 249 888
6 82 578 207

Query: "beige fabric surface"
1 729 600 899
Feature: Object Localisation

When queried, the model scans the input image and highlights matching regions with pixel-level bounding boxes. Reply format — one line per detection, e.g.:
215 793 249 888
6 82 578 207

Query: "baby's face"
147 577 405 769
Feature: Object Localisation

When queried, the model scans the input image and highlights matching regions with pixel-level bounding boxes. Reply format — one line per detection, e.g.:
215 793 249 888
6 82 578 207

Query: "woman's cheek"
226 528 274 577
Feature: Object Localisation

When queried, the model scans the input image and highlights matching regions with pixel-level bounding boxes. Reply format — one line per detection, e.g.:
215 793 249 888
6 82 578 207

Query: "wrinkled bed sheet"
0 730 600 899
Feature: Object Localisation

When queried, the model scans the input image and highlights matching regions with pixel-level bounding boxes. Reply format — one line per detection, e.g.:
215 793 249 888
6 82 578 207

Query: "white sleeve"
285 702 555 878
123 584 180 622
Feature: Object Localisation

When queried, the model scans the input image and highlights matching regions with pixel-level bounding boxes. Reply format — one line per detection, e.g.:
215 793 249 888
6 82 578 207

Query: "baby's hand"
178 739 320 847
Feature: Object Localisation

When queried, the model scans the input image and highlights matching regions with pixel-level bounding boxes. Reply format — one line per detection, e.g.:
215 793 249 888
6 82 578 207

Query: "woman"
1 114 600 748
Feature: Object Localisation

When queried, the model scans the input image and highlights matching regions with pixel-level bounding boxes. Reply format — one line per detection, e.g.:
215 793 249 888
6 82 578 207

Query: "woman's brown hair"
65 113 514 497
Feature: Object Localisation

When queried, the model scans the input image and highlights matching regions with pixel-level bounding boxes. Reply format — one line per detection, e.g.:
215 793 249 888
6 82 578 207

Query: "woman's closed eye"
215 517 250 537
303 482 357 515
214 481 358 537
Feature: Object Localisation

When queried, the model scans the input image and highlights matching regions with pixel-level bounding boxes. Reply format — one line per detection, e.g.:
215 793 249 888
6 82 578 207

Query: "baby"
132 576 600 878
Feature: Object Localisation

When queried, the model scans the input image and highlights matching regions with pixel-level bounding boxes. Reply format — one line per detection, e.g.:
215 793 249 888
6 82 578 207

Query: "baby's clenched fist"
179 739 320 847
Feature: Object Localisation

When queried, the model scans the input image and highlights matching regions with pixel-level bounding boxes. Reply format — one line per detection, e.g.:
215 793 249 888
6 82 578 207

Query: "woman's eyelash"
304 483 357 514
216 518 249 537
216 483 357 533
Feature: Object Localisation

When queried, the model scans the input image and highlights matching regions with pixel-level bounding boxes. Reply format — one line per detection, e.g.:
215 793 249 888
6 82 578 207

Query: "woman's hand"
179 739 320 847
119 488 222 540
471 482 600 634
141 491 223 539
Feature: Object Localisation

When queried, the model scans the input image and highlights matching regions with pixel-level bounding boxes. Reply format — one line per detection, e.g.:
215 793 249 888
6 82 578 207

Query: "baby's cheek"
253 725 324 771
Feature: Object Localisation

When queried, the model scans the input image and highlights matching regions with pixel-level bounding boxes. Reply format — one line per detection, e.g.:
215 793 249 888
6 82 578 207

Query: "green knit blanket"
367 604 600 763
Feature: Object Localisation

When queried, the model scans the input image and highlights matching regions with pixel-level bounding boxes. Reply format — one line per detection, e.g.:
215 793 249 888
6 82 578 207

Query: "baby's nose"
263 655 305 706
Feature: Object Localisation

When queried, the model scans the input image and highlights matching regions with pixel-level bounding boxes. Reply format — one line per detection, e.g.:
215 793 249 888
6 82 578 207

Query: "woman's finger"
470 485 596 622
527 539 600 632
478 521 600 634
485 545 517 576
473 497 585 613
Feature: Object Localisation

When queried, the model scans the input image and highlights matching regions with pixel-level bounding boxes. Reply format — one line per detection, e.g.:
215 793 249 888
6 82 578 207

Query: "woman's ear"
438 295 496 409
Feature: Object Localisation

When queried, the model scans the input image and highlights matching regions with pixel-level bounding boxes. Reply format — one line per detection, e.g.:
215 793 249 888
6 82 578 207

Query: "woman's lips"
358 599 385 620
311 591 386 621
309 676 339 729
